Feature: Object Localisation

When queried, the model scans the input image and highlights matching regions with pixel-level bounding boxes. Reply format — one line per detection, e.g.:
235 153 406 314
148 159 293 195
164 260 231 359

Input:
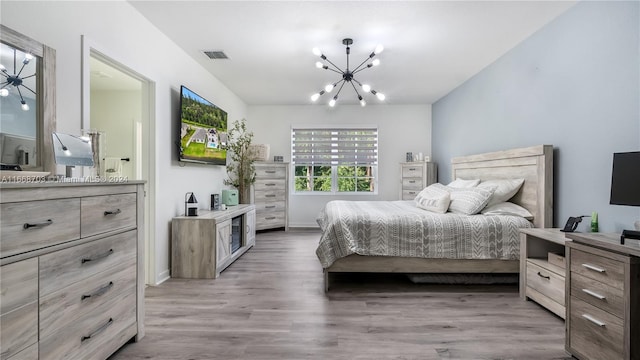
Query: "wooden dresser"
171 205 256 279
565 233 639 360
252 162 288 231
0 182 145 360
399 162 437 200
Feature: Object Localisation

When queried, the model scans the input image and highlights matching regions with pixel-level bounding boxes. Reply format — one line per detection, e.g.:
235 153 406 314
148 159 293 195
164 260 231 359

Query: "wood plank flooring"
110 229 571 360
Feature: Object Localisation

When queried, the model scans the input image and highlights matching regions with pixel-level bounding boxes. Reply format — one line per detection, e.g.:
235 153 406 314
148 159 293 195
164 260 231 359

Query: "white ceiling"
129 1 576 106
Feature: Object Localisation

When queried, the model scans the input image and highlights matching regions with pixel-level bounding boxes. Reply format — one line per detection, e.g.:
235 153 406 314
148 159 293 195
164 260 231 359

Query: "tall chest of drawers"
399 162 437 200
0 182 145 360
252 162 288 231
565 233 639 360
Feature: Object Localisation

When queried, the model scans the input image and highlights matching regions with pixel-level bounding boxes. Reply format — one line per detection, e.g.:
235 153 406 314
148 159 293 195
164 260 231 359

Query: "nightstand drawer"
526 261 564 306
570 248 624 289
255 166 286 178
254 201 286 213
401 165 423 178
402 178 423 190
571 272 624 319
254 179 285 191
569 296 623 360
255 189 286 202
256 211 285 229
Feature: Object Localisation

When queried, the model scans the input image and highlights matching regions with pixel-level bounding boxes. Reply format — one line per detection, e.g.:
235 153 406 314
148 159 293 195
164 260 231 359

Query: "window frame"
291 125 378 195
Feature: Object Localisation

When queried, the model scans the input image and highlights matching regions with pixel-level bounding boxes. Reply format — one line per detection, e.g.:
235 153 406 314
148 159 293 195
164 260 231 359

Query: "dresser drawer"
81 193 137 238
256 211 285 229
255 189 286 202
39 257 137 338
402 178 423 190
0 301 38 360
0 198 80 258
254 201 286 213
39 290 137 360
6 342 37 360
255 165 286 178
526 260 565 306
254 179 286 191
39 230 137 297
571 272 624 319
401 165 423 178
1 259 38 315
402 190 420 200
570 248 624 289
569 296 623 360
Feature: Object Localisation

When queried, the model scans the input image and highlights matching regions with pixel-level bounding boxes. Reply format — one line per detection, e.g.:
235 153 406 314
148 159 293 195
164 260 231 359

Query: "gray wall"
432 1 639 232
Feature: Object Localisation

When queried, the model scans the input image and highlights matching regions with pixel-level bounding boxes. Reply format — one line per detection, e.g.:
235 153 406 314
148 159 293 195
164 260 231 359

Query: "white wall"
1 1 248 284
248 104 432 227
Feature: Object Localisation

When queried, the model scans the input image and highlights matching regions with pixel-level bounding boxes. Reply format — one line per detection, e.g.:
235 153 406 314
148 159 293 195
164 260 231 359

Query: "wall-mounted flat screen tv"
178 85 227 165
610 151 640 206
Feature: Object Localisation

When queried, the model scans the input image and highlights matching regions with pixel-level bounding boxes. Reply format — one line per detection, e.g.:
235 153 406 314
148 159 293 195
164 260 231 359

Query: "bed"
318 145 553 291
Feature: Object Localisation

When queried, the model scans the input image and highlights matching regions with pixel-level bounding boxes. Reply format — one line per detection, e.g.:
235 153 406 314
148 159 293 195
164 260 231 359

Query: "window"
291 127 378 194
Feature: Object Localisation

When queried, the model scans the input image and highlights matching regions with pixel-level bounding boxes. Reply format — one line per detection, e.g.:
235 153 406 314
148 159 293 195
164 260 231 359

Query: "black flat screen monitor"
610 151 640 206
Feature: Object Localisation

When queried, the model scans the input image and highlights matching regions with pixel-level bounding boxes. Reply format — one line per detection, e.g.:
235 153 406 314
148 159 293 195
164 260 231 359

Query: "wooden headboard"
451 145 553 228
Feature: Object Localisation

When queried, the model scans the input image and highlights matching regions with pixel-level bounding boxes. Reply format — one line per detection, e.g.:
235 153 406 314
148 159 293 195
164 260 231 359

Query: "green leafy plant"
224 119 256 203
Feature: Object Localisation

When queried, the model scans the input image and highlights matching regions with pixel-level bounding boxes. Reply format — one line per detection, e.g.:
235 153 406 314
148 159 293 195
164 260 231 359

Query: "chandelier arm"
349 80 362 98
324 67 343 75
15 62 27 78
351 56 373 74
22 74 36 80
0 81 9 87
0 70 8 76
21 84 36 95
322 57 345 74
16 86 26 102
334 80 347 98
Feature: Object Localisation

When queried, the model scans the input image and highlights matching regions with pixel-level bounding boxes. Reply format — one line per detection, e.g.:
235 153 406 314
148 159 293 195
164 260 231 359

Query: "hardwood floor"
111 229 570 360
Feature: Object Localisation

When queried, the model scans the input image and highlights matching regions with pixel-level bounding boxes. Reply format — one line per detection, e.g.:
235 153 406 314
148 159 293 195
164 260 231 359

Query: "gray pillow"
448 186 496 215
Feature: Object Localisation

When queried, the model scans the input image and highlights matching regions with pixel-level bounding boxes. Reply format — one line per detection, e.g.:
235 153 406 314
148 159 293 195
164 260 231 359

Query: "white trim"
156 269 170 286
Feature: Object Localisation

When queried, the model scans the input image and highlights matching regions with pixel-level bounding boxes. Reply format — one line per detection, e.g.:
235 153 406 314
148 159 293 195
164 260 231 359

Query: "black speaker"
211 194 220 210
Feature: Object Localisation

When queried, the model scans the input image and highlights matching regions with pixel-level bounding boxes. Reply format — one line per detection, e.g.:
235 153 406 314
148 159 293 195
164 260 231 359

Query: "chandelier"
0 47 35 111
310 38 385 107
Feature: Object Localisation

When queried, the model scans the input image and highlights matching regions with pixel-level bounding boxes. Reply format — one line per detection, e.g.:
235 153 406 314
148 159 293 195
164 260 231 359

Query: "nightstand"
520 228 569 319
399 162 437 200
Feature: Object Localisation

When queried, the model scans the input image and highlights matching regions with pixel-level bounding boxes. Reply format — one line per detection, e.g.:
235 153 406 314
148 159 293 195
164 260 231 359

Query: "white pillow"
414 183 451 214
447 178 481 188
481 202 534 220
478 178 525 207
448 186 495 215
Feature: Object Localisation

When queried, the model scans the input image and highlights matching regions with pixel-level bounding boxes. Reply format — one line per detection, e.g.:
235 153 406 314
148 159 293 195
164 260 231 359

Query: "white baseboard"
155 269 170 285
288 222 320 228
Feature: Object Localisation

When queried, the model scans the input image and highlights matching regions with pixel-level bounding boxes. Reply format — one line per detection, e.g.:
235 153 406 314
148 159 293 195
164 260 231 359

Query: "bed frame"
324 144 553 291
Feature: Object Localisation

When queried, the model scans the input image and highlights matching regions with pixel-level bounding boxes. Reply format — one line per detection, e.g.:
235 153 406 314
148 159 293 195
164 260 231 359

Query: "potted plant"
224 119 256 203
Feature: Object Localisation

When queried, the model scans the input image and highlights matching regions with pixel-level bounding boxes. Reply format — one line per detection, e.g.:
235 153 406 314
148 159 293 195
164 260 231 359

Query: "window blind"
291 127 378 166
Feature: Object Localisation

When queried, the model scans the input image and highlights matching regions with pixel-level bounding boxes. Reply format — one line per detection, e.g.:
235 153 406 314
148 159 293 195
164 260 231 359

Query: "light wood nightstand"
520 228 569 319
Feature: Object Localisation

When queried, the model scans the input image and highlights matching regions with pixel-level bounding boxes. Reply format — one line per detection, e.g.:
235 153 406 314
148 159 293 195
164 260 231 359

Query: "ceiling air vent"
203 50 229 60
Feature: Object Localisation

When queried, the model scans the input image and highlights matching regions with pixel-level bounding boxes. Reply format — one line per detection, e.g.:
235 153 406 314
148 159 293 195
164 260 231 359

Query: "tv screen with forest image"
179 85 227 165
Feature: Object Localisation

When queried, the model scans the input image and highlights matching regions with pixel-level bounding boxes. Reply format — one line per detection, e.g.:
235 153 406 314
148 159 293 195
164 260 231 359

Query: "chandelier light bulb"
310 93 320 102
0 64 5 71
359 96 366 107
315 61 324 69
21 101 29 111
374 44 384 55
325 84 334 93
0 88 8 97
312 47 322 56
376 92 386 101
329 98 336 107
361 84 371 93
371 59 380 67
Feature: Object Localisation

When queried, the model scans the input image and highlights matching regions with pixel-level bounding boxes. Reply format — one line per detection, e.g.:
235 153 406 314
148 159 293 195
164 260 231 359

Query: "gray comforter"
316 200 532 268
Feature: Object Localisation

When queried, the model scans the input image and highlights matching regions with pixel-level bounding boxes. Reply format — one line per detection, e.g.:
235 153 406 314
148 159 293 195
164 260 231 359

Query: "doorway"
81 37 156 285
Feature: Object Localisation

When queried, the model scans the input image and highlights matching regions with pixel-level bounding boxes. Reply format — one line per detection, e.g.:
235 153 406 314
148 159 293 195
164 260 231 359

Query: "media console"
171 204 256 279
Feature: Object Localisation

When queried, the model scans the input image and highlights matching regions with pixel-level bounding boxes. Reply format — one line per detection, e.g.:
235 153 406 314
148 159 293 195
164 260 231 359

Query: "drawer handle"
581 314 606 327
408 191 416 195
582 263 606 273
81 318 113 342
409 168 416 171
81 249 114 264
266 194 276 198
104 209 122 216
265 205 276 209
81 281 114 301
581 288 606 300
23 219 53 229
265 217 276 220
265 170 276 174
537 271 550 280
265 183 276 186
409 180 416 183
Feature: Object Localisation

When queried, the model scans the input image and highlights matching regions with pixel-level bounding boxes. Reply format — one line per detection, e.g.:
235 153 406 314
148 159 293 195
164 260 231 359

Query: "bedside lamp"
609 151 640 244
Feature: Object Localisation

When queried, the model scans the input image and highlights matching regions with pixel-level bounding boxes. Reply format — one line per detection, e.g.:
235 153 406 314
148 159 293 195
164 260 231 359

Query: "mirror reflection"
0 42 38 167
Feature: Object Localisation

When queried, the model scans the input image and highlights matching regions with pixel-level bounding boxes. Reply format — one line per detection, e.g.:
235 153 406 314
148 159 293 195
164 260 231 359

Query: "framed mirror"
0 25 56 174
